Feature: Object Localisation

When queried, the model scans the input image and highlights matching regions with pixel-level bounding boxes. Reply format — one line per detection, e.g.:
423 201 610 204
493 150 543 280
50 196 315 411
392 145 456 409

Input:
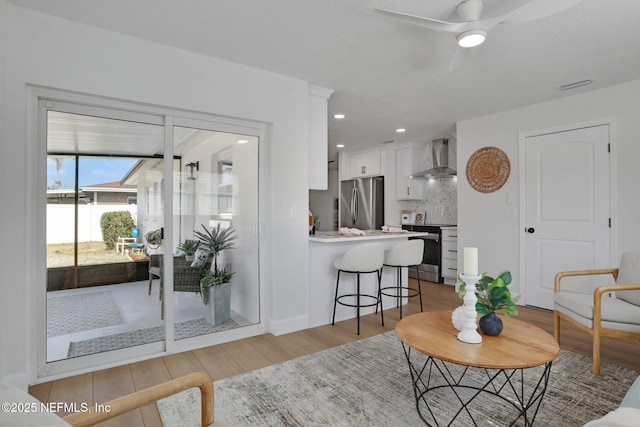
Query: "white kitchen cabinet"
396 146 424 200
441 226 458 286
308 85 333 190
350 150 381 178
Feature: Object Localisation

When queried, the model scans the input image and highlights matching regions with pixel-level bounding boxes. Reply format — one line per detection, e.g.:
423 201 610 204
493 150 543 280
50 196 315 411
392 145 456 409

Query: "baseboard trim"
268 315 309 336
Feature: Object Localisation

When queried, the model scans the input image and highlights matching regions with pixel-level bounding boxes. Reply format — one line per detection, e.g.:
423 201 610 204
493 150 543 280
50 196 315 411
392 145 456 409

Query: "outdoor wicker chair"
159 255 212 319
148 254 161 298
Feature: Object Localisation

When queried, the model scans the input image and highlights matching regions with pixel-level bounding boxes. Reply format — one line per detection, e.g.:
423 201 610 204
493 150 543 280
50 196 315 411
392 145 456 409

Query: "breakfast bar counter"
309 230 430 243
308 230 430 328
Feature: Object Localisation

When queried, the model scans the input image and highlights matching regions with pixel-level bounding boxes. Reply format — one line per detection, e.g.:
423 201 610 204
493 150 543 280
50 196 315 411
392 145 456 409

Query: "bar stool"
332 242 384 335
379 239 425 320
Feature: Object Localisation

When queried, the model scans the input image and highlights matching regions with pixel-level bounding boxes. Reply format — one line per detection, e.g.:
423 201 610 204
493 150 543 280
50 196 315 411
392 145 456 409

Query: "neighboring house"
46 181 137 205
78 181 137 205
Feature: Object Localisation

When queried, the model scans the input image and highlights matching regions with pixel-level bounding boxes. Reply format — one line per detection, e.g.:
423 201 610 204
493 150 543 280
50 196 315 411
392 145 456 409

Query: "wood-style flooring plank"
192 342 226 358
269 331 325 357
197 348 245 381
243 333 301 364
162 351 207 379
219 338 273 372
92 365 142 427
28 381 51 404
296 324 353 348
129 358 172 427
321 319 379 341
47 372 93 418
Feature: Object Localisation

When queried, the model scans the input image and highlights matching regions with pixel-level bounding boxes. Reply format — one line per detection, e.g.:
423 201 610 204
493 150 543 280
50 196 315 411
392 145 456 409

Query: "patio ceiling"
47 111 165 157
47 111 242 158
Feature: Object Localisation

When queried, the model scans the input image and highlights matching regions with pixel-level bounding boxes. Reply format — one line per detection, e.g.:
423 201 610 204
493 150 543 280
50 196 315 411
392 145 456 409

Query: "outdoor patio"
46 280 251 362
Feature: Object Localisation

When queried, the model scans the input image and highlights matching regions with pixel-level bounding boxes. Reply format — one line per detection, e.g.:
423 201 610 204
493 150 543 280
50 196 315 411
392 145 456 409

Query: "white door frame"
28 86 271 383
517 118 618 307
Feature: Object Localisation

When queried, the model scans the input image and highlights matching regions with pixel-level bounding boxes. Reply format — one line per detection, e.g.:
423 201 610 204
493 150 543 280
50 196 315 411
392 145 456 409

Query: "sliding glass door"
171 125 260 340
37 91 265 379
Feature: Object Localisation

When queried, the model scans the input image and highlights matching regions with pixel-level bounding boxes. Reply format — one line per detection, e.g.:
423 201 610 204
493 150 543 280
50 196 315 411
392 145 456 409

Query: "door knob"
526 227 535 234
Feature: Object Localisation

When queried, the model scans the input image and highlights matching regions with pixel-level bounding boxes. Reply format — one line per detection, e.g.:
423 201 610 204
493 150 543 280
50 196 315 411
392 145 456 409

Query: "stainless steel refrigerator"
339 176 384 230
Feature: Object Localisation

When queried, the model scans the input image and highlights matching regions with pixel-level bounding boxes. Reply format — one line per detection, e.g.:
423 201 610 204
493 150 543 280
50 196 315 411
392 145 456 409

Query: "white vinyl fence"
47 204 137 244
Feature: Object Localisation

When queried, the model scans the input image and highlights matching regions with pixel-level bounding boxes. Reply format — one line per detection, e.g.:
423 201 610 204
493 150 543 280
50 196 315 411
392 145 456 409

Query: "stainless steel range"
402 224 456 283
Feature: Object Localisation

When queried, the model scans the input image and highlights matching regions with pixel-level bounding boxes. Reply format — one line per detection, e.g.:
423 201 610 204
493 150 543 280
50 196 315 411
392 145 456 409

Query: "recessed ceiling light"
334 114 345 119
237 139 249 144
457 30 487 48
336 144 345 148
396 128 406 133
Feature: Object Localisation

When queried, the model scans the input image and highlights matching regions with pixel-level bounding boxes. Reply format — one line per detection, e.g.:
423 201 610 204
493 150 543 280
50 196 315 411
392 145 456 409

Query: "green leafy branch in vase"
458 271 520 317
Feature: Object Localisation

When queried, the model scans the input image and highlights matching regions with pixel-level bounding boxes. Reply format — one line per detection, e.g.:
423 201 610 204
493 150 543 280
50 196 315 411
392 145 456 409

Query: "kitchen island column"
308 231 431 328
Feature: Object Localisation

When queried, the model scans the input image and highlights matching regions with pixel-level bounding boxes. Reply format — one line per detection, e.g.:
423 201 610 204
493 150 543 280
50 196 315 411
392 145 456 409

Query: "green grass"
47 241 132 268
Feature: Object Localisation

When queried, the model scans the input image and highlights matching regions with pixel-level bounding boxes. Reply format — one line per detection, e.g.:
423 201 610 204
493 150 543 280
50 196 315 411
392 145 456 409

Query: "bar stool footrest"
380 286 420 299
335 294 379 308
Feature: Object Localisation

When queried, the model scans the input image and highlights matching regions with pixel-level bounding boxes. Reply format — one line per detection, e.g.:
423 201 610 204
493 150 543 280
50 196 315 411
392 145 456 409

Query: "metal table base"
402 343 553 427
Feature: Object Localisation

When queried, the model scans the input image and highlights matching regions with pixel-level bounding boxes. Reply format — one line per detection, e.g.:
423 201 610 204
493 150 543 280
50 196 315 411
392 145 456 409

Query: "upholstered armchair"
554 252 640 375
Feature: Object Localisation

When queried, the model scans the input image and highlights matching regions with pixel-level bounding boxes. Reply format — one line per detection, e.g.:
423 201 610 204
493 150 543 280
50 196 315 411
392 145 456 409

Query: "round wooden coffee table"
396 311 559 426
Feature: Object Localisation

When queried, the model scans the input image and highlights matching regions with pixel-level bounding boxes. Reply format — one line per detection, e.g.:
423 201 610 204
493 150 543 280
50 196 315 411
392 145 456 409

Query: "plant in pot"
200 267 235 325
194 224 237 325
458 271 519 336
177 239 200 261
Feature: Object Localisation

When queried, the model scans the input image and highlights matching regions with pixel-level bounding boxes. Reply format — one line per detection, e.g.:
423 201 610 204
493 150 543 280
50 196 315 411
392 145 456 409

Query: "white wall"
0 0 9 384
0 3 322 387
457 79 640 296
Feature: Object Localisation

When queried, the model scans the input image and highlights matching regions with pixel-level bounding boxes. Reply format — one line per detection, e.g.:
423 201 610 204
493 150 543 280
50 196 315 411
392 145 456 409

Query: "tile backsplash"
403 178 457 224
401 139 457 225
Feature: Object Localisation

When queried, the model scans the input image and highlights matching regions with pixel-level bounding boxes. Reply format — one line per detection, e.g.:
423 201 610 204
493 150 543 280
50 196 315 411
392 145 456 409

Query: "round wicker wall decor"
466 146 510 193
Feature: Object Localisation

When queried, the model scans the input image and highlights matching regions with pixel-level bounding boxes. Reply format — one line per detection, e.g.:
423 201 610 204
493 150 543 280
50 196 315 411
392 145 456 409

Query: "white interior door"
524 124 611 309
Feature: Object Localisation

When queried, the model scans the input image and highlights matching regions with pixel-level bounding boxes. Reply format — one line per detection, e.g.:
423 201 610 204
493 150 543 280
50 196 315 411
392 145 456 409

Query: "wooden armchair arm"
63 372 213 427
594 283 640 297
593 283 640 325
554 268 619 293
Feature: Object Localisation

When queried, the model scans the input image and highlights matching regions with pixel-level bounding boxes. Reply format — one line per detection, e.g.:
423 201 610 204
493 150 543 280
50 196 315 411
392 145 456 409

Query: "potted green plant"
200 266 235 325
177 239 200 261
458 271 519 336
194 224 237 325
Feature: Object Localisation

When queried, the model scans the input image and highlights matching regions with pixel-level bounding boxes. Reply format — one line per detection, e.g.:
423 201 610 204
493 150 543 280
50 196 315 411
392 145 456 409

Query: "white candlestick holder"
457 274 483 344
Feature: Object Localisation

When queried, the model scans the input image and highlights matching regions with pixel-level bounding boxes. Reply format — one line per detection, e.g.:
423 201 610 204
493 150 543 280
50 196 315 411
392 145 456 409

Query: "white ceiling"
11 0 640 161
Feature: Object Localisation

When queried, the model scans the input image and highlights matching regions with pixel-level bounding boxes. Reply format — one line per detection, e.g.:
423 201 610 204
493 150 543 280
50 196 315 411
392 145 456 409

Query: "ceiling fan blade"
374 8 468 34
449 47 470 72
499 0 584 24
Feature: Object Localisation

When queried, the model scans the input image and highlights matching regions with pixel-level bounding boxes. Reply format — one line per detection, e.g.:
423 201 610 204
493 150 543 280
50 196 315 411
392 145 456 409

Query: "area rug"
67 319 240 358
157 331 638 427
47 290 125 337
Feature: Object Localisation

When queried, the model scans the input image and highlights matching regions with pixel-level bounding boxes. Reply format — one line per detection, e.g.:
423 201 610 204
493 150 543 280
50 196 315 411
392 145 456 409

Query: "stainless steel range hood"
410 138 456 179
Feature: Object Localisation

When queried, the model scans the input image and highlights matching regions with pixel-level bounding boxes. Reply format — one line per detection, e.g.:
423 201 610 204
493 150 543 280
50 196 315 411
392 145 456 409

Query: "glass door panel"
46 155 77 269
172 126 260 340
45 109 165 362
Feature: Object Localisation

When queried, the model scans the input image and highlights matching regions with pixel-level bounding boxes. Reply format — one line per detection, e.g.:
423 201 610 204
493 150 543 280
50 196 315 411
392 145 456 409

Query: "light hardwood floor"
29 281 640 426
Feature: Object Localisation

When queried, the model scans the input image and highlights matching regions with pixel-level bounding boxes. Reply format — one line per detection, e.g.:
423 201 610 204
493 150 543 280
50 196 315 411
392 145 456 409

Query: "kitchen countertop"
402 223 457 228
309 230 432 243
